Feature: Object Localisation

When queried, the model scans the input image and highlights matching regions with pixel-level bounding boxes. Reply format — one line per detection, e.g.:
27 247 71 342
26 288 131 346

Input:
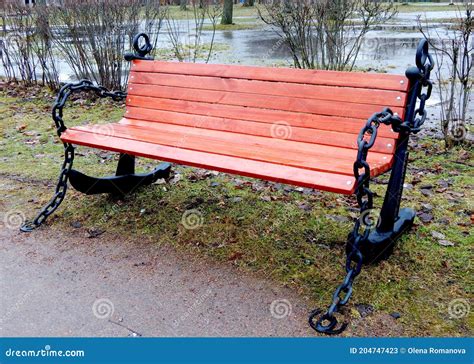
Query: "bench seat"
60 61 410 195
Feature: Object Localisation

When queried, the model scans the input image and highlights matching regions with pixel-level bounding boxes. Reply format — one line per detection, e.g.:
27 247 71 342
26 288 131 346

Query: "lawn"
167 4 261 20
165 3 463 20
0 84 472 336
395 3 465 13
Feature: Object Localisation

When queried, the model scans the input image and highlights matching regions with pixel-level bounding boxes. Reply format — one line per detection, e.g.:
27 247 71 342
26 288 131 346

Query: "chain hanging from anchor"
20 80 126 232
308 39 433 336
309 108 404 335
410 62 433 134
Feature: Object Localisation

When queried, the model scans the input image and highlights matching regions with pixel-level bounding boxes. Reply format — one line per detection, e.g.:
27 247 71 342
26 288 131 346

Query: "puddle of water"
3 10 472 122
0 11 461 82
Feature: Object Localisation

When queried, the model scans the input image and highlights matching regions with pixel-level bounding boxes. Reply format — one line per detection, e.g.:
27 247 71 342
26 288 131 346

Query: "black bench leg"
21 151 171 232
347 132 415 263
68 154 171 197
116 153 136 176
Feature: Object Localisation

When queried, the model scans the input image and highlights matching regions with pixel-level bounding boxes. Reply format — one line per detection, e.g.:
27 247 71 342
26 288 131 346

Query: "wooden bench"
22 34 434 335
61 60 405 194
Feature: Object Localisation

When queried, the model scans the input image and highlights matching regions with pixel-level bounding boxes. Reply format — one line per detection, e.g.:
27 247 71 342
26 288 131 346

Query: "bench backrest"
125 61 410 155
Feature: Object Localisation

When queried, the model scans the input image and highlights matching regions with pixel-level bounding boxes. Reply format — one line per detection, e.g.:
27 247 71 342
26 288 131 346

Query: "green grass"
395 3 464 13
165 4 264 31
167 4 261 21
153 42 230 62
202 23 262 31
0 86 472 336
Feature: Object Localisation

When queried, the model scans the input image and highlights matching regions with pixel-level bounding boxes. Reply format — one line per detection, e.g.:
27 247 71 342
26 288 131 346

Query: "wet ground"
0 225 314 337
2 8 468 120
0 9 461 81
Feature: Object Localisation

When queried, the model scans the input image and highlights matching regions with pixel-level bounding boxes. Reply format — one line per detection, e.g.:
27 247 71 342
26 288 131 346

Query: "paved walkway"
0 227 313 337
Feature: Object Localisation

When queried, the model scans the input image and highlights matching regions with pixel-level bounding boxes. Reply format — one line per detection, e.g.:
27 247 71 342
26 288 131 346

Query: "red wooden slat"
125 96 400 138
129 71 407 107
126 84 405 120
131 60 409 92
69 123 393 176
119 116 397 154
60 61 407 194
60 129 359 194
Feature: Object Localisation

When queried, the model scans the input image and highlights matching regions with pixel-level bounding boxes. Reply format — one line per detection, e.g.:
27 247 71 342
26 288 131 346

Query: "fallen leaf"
86 228 105 239
431 231 446 240
228 252 243 261
418 213 433 223
421 189 433 197
421 203 433 212
325 214 350 223
438 240 455 247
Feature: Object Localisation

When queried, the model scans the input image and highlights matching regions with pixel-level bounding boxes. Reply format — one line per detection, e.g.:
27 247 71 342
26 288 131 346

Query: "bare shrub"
1 4 37 86
0 3 59 89
52 0 165 90
32 5 59 90
418 1 472 147
165 0 222 63
259 0 397 71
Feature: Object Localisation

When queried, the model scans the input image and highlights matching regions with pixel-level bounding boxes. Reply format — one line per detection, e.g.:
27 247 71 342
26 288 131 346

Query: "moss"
395 4 463 13
1 86 472 336
202 23 262 31
166 5 261 20
154 42 230 62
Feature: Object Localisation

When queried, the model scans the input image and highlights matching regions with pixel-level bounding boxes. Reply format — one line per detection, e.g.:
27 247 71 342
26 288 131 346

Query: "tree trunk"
221 0 233 25
180 0 187 11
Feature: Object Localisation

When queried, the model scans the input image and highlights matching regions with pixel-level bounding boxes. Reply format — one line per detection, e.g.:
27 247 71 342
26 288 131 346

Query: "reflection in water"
222 31 234 40
243 33 427 72
0 18 455 81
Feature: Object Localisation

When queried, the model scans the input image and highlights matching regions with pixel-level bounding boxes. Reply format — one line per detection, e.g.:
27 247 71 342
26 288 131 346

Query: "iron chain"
21 80 126 232
311 82 432 333
411 63 433 133
309 108 403 335
310 39 434 335
52 79 126 138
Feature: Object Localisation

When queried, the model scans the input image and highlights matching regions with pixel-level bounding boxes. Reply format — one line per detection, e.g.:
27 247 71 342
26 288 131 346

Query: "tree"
418 2 472 148
221 0 233 25
259 0 396 71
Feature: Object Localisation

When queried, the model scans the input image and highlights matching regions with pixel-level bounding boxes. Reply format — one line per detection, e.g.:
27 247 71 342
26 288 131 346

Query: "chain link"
310 64 433 333
411 63 433 133
21 80 126 232
52 79 126 138
309 108 404 335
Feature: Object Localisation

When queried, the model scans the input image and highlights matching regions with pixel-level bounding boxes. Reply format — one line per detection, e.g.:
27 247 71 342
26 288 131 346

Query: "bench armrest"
52 79 126 137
